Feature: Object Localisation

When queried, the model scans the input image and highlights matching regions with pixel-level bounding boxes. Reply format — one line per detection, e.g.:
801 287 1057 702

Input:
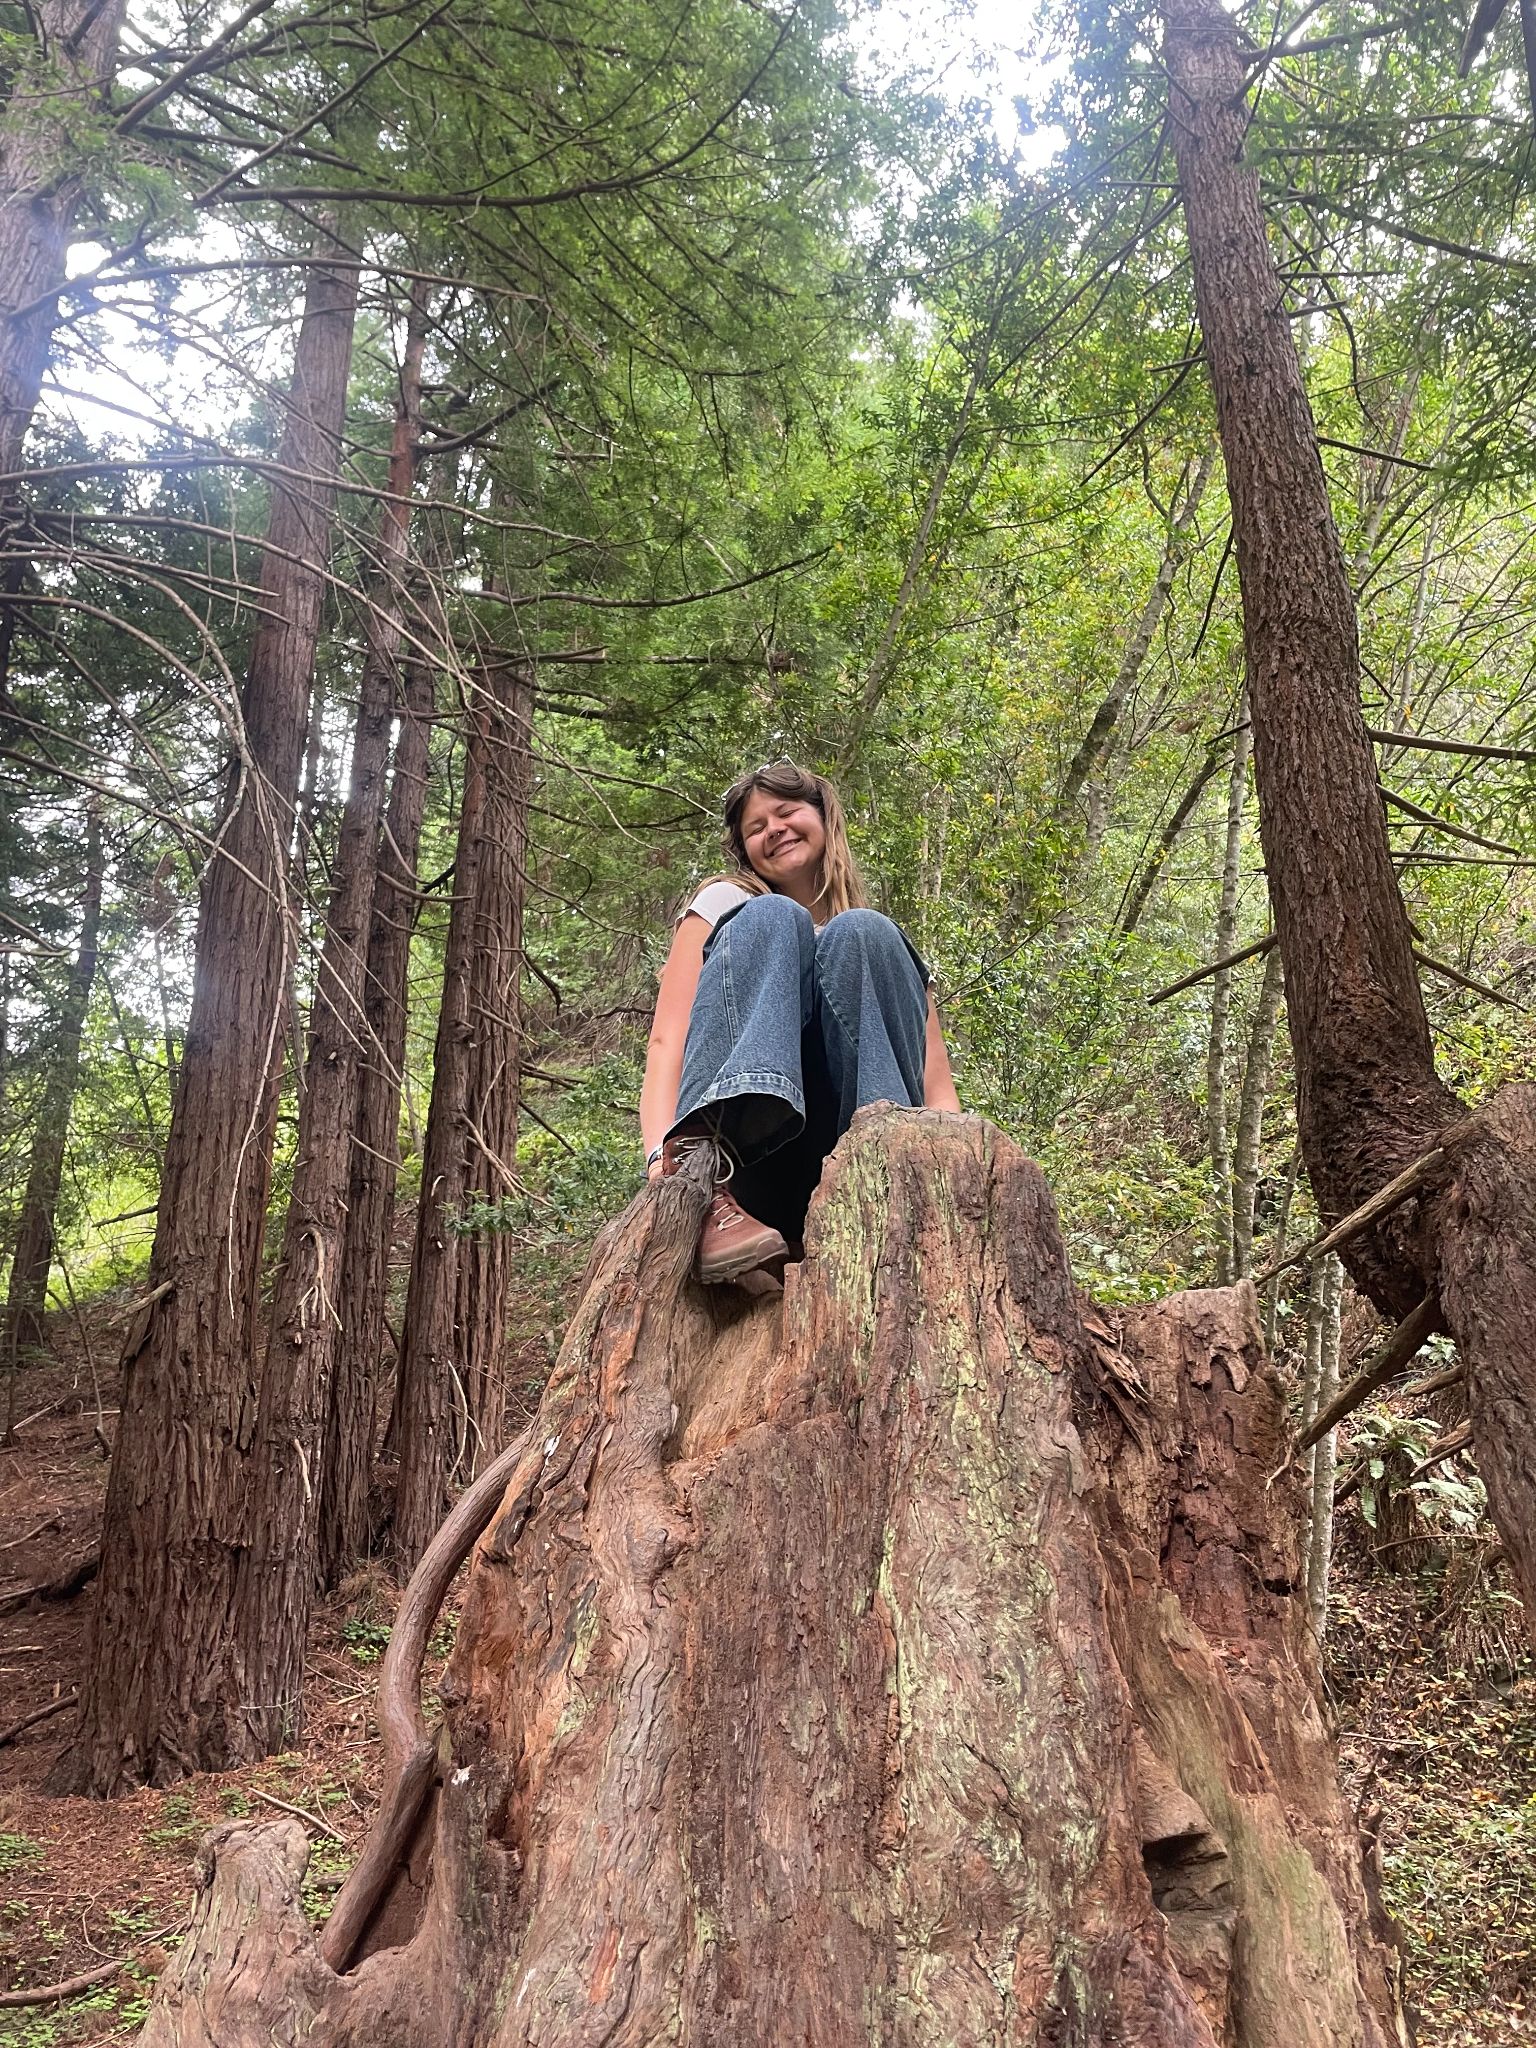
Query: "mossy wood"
143 1112 1403 2047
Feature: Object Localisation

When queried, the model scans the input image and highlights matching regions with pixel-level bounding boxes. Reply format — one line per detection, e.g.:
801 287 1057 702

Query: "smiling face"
736 785 828 901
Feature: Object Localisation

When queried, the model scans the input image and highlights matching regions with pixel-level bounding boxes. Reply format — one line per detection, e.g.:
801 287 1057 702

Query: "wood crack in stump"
143 1109 1404 2048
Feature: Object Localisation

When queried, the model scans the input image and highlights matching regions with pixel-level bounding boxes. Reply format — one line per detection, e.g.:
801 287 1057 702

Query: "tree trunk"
143 1111 1404 2048
0 0 128 484
389 730 487 1565
51 243 359 1795
234 306 428 1738
3 803 103 1360
1230 944 1285 1282
1158 0 1454 1292
321 643 436 1581
1055 442 1218 825
0 0 126 1207
1161 0 1536 1637
391 652 530 1566
1205 720 1250 1284
452 653 532 1469
1262 1147 1300 1352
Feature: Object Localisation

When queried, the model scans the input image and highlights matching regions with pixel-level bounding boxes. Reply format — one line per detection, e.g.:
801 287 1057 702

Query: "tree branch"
1295 1294 1440 1453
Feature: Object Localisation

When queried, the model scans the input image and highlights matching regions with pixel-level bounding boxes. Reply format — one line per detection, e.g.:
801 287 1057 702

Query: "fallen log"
142 1109 1404 2048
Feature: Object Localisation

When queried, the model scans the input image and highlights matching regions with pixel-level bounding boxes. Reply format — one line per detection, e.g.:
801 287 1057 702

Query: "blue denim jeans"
668 894 930 1238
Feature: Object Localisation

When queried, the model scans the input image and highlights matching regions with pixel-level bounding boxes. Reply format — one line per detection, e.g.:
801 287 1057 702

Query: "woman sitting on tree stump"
640 757 960 1282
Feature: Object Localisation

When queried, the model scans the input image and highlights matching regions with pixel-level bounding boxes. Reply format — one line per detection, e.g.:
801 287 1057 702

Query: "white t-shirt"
683 880 753 929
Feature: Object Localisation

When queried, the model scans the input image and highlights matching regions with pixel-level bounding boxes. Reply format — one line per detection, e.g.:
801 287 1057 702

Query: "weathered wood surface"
143 1110 1401 2047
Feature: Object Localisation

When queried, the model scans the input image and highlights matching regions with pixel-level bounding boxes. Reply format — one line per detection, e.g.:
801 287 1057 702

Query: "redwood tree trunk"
1159 0 1456 1294
321 640 436 1581
142 1111 1404 2048
391 653 530 1567
0 0 128 484
233 308 428 1739
1162 0 1536 1636
316 716 423 1576
3 803 103 1361
389 732 486 1567
52 245 359 1794
452 654 531 1467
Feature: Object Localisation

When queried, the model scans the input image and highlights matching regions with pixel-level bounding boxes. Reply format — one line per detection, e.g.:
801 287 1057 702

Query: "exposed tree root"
0 1689 77 1749
322 1422 537 1969
0 1958 122 2007
0 1549 99 1617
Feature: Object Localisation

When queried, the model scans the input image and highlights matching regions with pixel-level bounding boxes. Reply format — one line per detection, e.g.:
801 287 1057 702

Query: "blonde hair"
718 759 868 921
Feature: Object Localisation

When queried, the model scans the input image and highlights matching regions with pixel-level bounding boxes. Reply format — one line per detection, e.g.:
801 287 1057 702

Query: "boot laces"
673 1134 735 1186
710 1188 750 1230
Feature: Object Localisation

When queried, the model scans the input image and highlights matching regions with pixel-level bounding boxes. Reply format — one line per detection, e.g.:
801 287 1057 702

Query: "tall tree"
233 301 428 1742
388 703 485 1566
53 240 360 1794
451 649 531 1468
2 803 103 1361
1160 0 1536 1629
0 0 127 483
322 635 437 1579
391 640 530 1566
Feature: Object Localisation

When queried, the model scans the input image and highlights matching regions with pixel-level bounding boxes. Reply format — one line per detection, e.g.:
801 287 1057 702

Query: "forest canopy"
0 0 1533 2035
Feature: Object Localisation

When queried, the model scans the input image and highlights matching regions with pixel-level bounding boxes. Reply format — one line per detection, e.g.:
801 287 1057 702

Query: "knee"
818 907 904 955
734 891 815 941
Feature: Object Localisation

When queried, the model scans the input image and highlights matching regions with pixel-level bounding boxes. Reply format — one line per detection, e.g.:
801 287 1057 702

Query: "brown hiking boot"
696 1185 789 1285
660 1133 788 1284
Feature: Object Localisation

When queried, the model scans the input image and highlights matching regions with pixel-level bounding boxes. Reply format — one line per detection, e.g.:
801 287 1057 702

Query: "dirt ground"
0 1321 1530 2045
0 1330 475 2047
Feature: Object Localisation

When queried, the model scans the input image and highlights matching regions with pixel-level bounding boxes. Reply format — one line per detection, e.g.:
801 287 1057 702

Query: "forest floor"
0 1312 1531 2044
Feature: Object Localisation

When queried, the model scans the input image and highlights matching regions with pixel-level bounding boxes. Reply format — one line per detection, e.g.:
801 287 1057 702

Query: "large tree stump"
143 1110 1403 2047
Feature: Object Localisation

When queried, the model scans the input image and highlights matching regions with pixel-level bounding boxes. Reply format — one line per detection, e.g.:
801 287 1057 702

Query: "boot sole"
698 1234 789 1286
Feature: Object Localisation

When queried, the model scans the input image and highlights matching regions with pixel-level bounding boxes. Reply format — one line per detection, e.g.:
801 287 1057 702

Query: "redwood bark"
452 654 531 1465
391 652 530 1567
234 308 428 1738
1159 0 1457 1305
388 734 486 1567
52 245 359 1794
1162 0 1536 1638
143 1113 1402 2048
321 642 435 1581
0 0 128 484
3 804 103 1360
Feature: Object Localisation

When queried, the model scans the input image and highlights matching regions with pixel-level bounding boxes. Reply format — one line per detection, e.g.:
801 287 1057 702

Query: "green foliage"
0 1833 42 1874
141 1792 200 1849
340 1616 392 1666
1350 1404 1486 1538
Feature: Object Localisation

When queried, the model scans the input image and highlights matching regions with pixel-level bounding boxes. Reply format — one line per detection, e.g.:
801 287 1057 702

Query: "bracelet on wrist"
645 1144 664 1170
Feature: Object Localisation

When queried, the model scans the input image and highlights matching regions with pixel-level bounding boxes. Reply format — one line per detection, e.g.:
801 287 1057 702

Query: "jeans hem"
682 1070 805 1118
668 1074 808 1166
